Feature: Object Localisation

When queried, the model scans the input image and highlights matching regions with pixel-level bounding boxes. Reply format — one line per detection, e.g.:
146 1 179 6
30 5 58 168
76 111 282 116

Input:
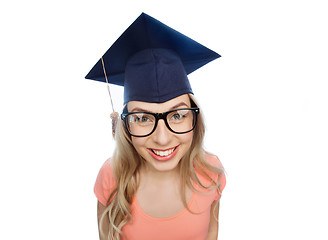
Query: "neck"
140 163 180 184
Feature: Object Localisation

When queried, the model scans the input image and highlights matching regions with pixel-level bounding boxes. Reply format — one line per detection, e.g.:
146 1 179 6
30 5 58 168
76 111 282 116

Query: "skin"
127 94 194 174
97 94 220 239
207 201 220 240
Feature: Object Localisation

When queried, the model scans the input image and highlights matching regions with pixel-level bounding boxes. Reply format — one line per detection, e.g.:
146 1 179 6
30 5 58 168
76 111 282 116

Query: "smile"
148 145 179 161
152 147 175 156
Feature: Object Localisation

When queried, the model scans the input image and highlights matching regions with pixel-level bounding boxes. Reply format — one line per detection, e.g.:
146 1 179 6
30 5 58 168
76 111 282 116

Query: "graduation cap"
85 12 220 106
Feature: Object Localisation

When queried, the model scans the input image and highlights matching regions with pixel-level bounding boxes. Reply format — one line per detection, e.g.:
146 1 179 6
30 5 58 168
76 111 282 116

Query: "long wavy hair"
99 94 224 240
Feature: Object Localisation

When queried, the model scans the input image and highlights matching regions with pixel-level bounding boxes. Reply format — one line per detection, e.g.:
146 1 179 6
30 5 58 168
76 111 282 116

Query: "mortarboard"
85 12 220 105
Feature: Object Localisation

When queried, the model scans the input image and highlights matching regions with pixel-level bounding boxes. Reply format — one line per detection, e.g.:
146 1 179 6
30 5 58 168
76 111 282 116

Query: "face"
127 94 194 173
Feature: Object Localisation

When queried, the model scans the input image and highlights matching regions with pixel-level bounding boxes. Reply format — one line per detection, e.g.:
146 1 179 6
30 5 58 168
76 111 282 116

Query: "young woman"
86 13 226 240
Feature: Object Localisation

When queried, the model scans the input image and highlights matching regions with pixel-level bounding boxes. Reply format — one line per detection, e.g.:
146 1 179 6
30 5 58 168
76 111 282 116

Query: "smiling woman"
127 94 195 173
86 13 226 240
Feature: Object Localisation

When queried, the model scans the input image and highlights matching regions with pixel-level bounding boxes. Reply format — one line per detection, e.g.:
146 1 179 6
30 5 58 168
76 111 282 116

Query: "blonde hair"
99 94 224 240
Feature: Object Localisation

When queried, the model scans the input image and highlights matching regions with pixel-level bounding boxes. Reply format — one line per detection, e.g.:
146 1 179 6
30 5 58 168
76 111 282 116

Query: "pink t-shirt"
94 154 226 240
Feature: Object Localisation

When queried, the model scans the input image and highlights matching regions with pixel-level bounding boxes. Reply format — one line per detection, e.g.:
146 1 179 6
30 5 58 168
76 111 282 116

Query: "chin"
139 146 188 173
148 157 181 172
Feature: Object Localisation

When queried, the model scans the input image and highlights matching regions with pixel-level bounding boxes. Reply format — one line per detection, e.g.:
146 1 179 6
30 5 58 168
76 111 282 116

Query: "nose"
152 119 172 145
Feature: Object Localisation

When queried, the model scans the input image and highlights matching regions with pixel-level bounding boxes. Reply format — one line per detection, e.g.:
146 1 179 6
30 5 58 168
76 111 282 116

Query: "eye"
169 110 189 122
137 116 150 123
172 113 182 120
129 113 153 124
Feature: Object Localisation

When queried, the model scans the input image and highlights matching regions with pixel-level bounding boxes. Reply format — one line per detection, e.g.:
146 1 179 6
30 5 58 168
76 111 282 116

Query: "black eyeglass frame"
121 107 200 137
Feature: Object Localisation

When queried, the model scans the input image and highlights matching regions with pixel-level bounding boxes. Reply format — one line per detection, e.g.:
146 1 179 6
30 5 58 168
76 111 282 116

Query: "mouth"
147 145 179 161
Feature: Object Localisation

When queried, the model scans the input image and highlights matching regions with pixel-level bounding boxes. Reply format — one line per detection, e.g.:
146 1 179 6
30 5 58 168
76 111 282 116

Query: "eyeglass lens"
126 109 196 136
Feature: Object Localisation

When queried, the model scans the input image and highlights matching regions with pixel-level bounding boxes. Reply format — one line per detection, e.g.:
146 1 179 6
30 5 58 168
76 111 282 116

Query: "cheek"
178 131 194 146
131 136 148 151
176 132 194 158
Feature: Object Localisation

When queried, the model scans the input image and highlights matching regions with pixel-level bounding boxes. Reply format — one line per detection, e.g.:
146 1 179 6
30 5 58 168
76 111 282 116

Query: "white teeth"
152 148 175 157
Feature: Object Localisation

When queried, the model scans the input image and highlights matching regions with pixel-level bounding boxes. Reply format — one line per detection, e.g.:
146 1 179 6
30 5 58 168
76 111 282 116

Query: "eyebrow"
130 101 190 113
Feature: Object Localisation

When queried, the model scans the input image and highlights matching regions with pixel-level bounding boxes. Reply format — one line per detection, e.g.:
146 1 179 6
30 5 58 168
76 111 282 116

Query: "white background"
1 0 327 239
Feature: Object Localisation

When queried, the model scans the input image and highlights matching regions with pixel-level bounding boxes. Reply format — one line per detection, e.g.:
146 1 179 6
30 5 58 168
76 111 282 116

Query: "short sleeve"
214 170 226 201
205 154 226 201
94 159 116 206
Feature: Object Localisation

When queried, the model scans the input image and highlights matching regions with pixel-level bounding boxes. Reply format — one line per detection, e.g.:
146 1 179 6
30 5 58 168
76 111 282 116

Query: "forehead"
127 94 191 112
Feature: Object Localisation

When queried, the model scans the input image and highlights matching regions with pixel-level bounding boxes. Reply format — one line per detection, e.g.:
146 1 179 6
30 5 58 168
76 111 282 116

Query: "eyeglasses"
121 108 200 137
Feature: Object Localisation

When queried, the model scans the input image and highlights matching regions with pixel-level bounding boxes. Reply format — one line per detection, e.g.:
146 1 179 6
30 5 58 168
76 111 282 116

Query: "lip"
147 145 179 162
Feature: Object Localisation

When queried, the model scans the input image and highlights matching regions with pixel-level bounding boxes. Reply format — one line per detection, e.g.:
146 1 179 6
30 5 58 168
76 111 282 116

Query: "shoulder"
96 158 115 185
204 152 224 169
202 152 226 192
94 158 116 206
100 158 114 174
